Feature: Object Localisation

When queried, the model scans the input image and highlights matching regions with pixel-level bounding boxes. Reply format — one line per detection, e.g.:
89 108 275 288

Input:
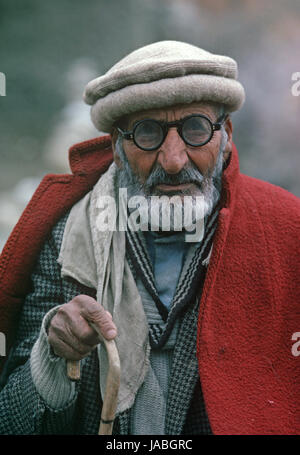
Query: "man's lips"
154 183 196 192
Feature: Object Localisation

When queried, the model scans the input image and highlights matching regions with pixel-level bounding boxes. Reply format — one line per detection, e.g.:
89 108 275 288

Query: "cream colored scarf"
58 163 150 415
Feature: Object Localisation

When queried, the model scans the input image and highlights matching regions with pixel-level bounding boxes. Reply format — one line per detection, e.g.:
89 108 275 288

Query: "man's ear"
223 116 233 160
111 128 122 168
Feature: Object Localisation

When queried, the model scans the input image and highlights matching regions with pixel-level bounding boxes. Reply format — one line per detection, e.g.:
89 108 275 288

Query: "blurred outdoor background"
0 0 300 250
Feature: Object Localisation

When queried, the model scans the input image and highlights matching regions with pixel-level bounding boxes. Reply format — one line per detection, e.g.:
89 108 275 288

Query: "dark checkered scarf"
112 205 220 434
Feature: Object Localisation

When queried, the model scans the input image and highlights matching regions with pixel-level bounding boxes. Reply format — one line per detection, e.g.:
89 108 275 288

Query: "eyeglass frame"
117 113 227 151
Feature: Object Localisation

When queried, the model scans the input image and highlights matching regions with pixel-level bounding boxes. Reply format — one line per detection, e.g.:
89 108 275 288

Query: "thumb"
80 302 117 340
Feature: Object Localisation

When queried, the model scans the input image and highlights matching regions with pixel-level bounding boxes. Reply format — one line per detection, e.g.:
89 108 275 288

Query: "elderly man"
0 41 299 435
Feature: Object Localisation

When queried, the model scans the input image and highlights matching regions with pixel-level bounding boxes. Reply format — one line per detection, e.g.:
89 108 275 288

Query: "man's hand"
48 295 117 361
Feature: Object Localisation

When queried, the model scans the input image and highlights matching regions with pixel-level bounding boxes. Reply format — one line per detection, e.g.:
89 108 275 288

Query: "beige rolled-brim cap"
84 40 245 133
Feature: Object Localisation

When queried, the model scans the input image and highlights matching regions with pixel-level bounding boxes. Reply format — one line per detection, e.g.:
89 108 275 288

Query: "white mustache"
144 163 205 192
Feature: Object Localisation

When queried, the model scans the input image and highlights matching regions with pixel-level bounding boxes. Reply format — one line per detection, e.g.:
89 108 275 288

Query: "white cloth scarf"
58 162 150 415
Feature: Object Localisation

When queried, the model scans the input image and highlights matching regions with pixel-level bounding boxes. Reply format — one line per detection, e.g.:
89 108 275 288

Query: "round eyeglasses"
117 113 226 151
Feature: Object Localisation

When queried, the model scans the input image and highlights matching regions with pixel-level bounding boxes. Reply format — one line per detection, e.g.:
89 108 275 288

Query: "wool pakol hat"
84 40 245 133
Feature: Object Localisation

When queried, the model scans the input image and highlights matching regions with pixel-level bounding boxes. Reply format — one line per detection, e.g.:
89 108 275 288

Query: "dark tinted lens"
134 120 163 150
182 116 212 145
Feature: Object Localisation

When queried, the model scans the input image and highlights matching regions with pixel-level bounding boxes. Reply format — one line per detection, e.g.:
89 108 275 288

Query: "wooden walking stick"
67 322 120 435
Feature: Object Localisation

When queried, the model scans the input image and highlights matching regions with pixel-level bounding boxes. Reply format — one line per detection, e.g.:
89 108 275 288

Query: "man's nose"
157 128 189 174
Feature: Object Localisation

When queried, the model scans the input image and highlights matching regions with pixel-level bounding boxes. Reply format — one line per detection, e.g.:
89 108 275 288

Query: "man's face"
111 102 233 233
112 102 233 199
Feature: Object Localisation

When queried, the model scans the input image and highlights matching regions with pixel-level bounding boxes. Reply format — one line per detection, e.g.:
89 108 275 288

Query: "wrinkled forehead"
120 102 222 130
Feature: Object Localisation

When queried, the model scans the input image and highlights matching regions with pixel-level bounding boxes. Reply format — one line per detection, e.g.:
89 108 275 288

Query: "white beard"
115 129 227 241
